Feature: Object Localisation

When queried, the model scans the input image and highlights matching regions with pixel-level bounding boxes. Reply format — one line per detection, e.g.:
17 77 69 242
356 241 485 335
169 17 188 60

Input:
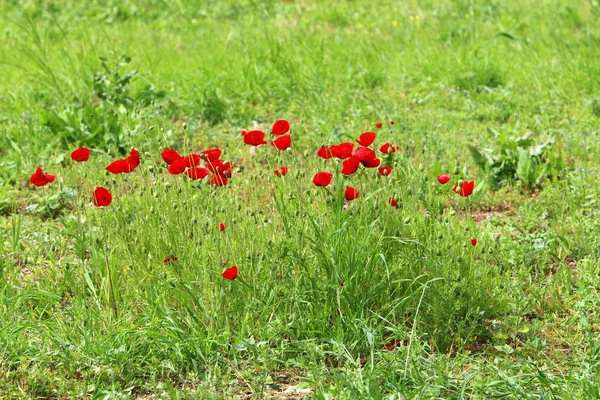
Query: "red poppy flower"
344 187 360 201
106 148 140 174
271 119 290 135
380 143 400 155
200 148 222 162
390 120 395 125
388 198 398 207
222 265 238 280
361 158 381 168
219 223 227 232
471 238 478 246
341 156 361 175
92 187 112 207
379 166 392 176
241 130 247 136
164 256 178 264
375 122 383 129
167 158 187 175
356 132 376 147
126 148 140 172
71 147 91 162
243 130 267 146
354 147 377 162
452 180 475 197
274 166 289 177
161 148 182 165
206 160 232 179
183 154 201 168
317 146 333 159
437 174 451 185
313 171 333 187
210 174 228 186
271 134 291 151
330 142 354 159
30 167 55 187
185 167 210 180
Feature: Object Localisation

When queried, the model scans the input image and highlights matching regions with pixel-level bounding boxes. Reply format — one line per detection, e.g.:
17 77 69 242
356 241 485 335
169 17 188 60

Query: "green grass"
1 0 600 398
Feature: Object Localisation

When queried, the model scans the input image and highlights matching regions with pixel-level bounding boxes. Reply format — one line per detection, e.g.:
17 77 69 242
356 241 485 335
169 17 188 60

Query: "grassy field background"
1 0 600 398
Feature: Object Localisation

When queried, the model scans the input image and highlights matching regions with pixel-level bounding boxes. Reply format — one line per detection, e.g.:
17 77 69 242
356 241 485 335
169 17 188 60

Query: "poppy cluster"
243 119 291 151
161 147 232 186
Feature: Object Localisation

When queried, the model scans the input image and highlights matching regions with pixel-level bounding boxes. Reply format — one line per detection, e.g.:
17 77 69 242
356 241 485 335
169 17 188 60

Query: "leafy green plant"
468 128 559 190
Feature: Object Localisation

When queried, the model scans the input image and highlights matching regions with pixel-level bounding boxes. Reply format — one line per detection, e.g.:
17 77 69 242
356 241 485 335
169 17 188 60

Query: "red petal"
168 158 187 174
344 187 360 201
317 146 333 159
70 147 91 162
200 148 222 162
331 142 354 159
312 171 333 187
271 119 290 135
185 167 210 180
184 154 201 168
271 134 291 151
378 166 392 176
243 130 267 146
105 159 127 174
356 132 376 147
341 156 361 175
437 175 451 185
354 147 377 162
93 187 112 207
210 174 229 186
219 223 227 232
361 158 381 168
222 265 238 280
161 148 182 165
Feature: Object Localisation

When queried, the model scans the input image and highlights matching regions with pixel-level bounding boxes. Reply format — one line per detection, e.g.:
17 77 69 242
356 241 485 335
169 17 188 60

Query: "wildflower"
375 122 383 129
356 132 376 147
388 198 398 207
437 174 451 184
106 148 140 174
341 156 361 175
30 167 56 187
380 143 399 155
271 134 291 151
317 146 333 159
471 238 477 246
378 166 392 176
210 174 229 186
361 158 381 168
271 119 290 135
390 120 395 125
353 147 377 162
167 158 188 175
161 148 182 165
200 148 222 162
92 187 112 207
313 171 333 187
219 223 226 232
344 187 360 201
453 180 475 197
185 167 210 180
71 147 91 162
222 265 238 280
274 166 289 177
330 142 354 159
243 130 267 146
164 256 178 264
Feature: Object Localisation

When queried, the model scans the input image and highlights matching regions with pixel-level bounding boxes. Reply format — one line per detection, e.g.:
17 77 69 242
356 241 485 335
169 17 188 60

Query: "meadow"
1 0 600 398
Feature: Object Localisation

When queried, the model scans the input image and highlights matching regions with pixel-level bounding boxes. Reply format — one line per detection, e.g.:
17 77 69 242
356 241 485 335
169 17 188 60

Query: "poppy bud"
286 147 292 154
457 256 463 263
436 249 442 256
148 165 155 173
458 179 464 187
453 166 460 175
182 122 188 130
438 233 443 239
403 217 411 224
303 150 309 157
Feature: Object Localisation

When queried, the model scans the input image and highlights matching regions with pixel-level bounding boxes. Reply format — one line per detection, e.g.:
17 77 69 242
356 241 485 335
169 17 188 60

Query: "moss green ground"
1 0 600 398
